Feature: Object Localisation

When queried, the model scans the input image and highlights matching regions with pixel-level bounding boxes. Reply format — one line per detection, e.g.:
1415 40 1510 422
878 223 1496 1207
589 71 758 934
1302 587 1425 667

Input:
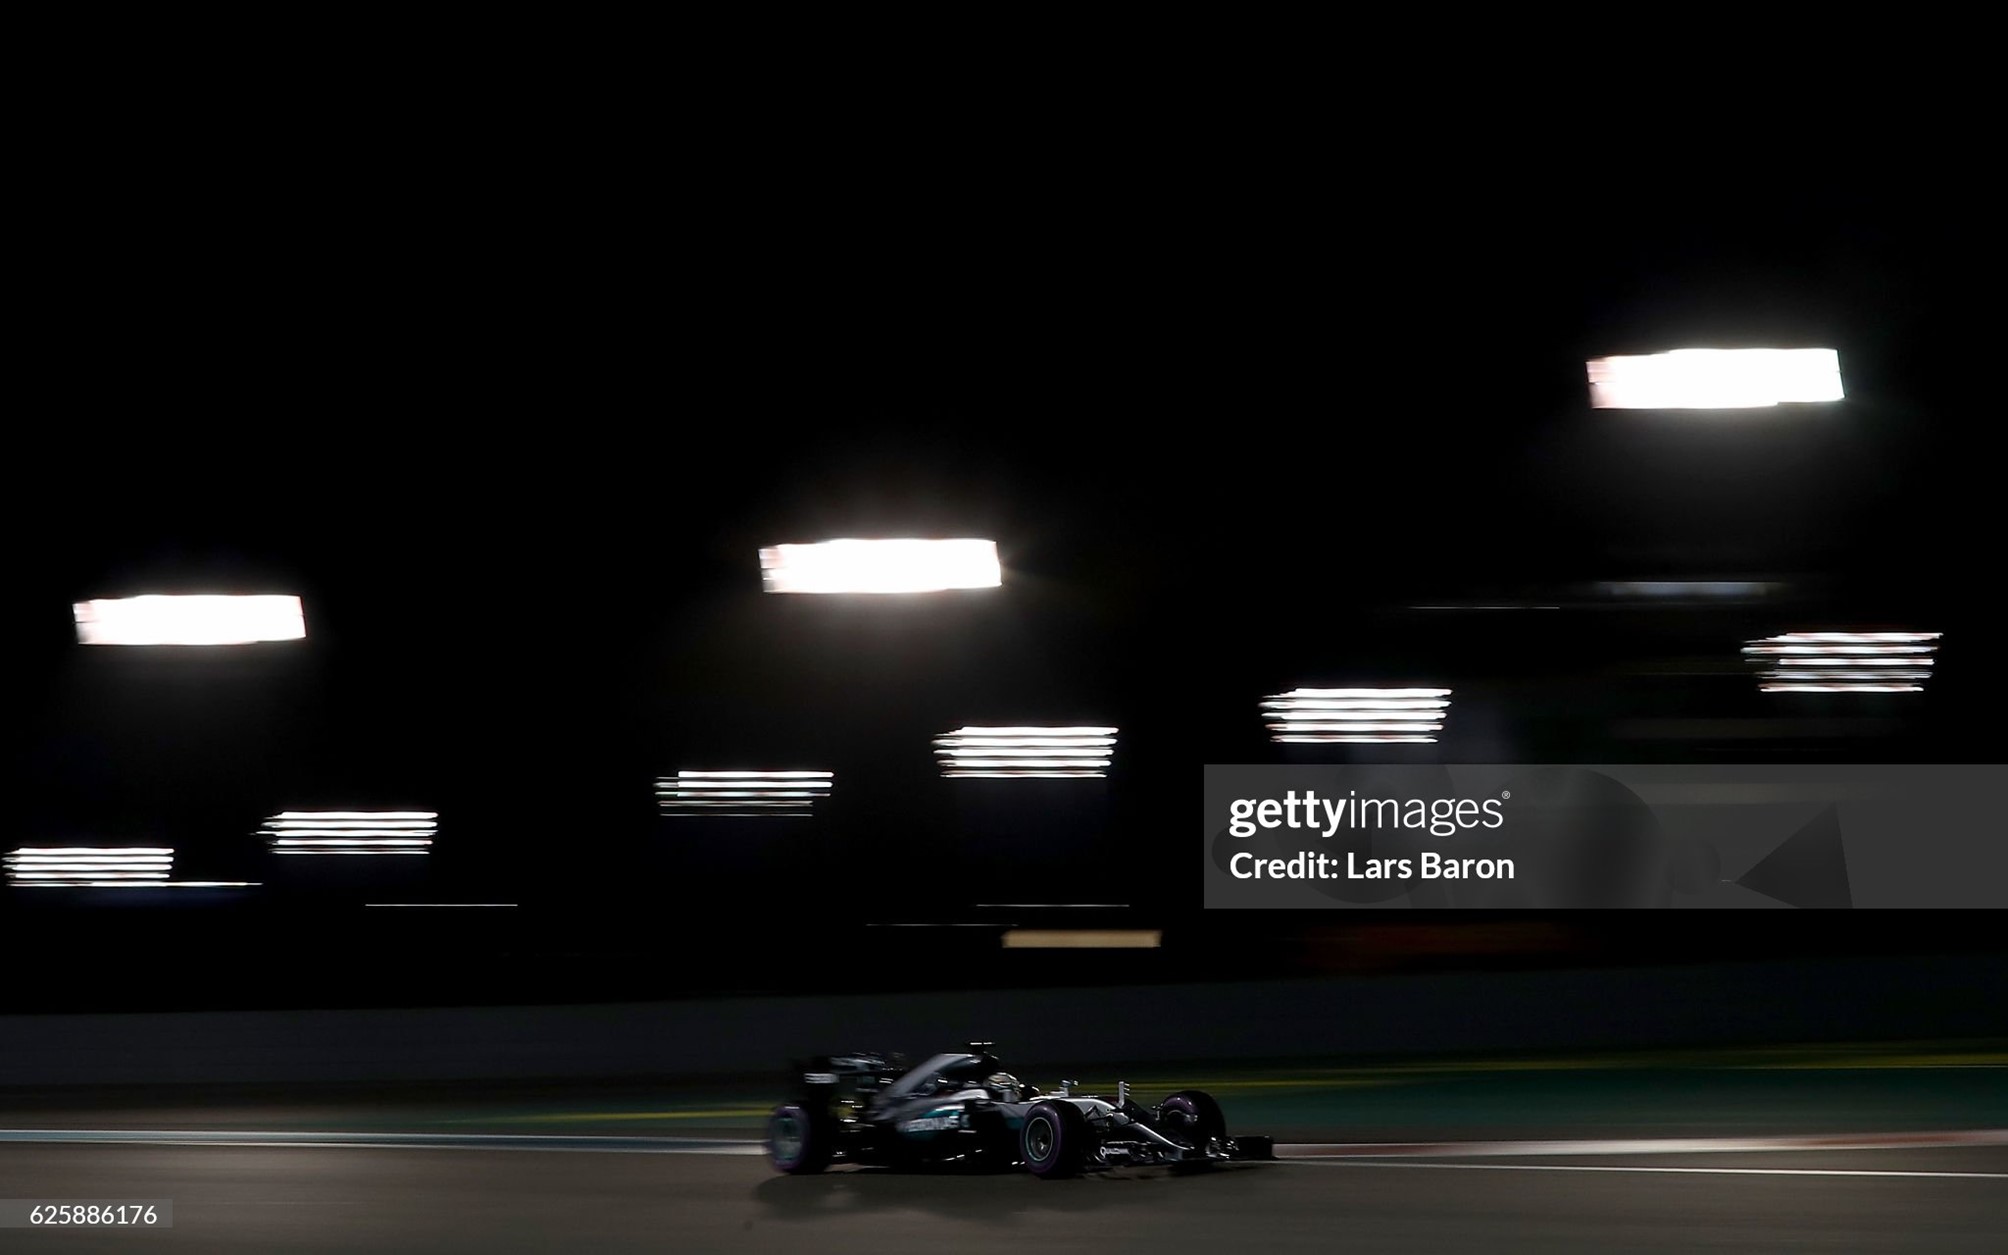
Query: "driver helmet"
986 1072 1022 1102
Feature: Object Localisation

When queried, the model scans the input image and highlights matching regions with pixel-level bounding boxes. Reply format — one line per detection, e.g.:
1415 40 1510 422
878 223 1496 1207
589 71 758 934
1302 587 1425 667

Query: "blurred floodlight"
658 771 834 817
261 811 437 855
1598 580 1781 601
759 539 1001 594
1262 687 1452 743
1002 929 1162 949
934 726 1117 778
74 594 306 645
1587 349 1843 409
5 846 173 886
1743 631 1942 692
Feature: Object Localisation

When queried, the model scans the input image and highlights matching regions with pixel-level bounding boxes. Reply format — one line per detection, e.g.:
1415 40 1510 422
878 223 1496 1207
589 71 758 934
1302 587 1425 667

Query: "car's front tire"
768 1104 834 1174
1020 1101 1094 1178
1157 1090 1227 1145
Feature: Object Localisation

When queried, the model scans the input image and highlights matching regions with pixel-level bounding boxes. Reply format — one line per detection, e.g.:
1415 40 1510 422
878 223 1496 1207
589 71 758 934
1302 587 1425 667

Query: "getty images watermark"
1226 788 1514 882
1203 765 2008 909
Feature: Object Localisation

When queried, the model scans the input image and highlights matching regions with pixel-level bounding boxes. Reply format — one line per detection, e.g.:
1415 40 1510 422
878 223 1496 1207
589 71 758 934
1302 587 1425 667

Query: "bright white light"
261 811 437 855
1262 688 1453 744
759 539 1001 594
73 595 307 645
15 880 258 888
1744 631 1942 692
934 726 1117 778
1753 632 1938 643
1587 349 1843 409
5 846 174 886
658 771 834 817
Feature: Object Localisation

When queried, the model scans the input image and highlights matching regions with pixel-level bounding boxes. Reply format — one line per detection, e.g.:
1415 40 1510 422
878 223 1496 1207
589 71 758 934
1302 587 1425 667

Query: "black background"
4 63 1997 1010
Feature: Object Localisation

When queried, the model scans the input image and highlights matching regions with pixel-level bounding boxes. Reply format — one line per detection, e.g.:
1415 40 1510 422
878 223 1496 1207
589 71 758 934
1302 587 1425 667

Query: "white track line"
0 1130 766 1155
1276 1130 2008 1158
1282 1161 2008 1181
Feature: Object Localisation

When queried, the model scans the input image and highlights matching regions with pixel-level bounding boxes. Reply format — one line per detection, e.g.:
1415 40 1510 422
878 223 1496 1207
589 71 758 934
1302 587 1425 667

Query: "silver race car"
767 1043 1274 1177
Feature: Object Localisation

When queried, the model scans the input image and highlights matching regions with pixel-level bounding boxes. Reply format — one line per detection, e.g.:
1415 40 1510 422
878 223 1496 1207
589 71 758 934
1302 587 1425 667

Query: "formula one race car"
765 1043 1275 1177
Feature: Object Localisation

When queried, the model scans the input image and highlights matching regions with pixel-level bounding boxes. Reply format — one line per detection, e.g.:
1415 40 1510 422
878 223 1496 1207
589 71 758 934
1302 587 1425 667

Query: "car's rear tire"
1020 1101 1093 1178
768 1103 834 1174
1158 1090 1226 1144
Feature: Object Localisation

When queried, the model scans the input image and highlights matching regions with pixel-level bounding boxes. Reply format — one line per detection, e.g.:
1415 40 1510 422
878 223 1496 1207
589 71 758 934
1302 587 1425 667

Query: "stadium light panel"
759 539 1001 594
1743 631 1941 692
74 594 306 645
933 726 1117 778
1587 348 1843 409
1261 687 1453 744
5 846 172 886
262 811 437 855
657 771 834 817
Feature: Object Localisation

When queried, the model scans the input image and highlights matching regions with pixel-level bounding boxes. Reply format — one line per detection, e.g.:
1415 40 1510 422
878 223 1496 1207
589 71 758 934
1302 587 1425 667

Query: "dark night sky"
3 88 1993 977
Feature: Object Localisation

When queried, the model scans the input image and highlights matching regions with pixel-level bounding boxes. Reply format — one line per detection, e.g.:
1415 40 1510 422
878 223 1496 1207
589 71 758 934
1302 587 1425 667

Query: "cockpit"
876 1052 1044 1106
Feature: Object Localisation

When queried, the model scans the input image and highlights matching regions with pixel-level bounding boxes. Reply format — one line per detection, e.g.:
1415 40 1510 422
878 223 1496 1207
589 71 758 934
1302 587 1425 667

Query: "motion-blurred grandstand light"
1262 688 1452 744
1597 580 1782 601
1003 930 1162 949
657 771 834 817
73 594 306 645
1743 631 1942 693
1587 349 1843 409
934 726 1117 778
261 812 437 855
5 846 171 886
759 539 1001 594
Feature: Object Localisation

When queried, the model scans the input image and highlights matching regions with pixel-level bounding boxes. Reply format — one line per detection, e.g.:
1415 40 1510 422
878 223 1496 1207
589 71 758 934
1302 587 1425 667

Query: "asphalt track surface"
4 1138 2003 1253
4 1052 2003 1252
